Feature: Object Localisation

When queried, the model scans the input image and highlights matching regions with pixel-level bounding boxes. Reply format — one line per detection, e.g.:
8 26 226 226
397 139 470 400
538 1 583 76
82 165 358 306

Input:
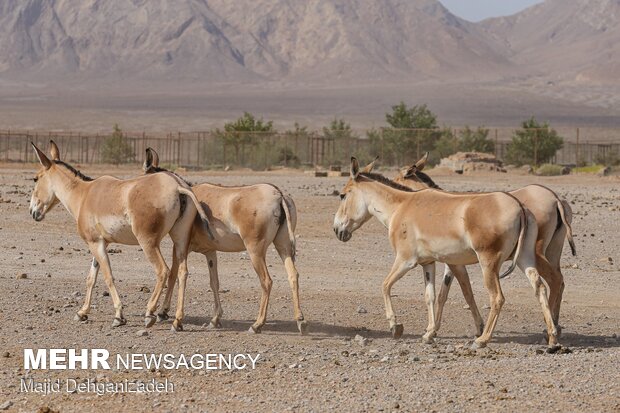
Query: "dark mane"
358 172 413 192
145 166 193 187
409 170 440 189
54 160 93 181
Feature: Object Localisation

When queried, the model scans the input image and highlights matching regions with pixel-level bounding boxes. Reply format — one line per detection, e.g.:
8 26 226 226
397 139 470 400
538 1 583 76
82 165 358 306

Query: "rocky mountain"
481 0 620 83
0 0 511 84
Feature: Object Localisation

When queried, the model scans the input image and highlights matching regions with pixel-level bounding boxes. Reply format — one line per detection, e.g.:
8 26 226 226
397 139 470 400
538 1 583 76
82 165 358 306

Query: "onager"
29 141 212 331
142 148 307 335
392 153 575 338
333 157 561 351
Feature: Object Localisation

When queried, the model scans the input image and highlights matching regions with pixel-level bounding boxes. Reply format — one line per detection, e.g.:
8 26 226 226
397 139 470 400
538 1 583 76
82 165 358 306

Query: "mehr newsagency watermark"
20 349 260 396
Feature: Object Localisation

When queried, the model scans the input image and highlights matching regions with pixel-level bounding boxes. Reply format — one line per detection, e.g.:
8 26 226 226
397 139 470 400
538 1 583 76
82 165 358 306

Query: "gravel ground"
0 165 618 412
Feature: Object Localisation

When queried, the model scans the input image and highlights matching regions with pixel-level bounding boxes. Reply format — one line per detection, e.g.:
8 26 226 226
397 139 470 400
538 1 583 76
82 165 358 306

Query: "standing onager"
392 153 575 337
333 157 561 351
29 141 212 331
143 148 307 335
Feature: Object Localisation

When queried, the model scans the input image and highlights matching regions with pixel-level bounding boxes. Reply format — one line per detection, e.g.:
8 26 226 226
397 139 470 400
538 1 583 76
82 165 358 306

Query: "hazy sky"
438 0 544 22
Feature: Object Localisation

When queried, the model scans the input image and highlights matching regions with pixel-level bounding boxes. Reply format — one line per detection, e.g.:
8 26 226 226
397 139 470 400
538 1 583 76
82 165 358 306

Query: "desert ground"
0 164 618 412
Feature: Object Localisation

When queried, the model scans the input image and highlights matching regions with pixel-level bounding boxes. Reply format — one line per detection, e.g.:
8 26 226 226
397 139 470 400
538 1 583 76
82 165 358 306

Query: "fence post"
494 129 499 159
575 127 580 165
534 129 539 166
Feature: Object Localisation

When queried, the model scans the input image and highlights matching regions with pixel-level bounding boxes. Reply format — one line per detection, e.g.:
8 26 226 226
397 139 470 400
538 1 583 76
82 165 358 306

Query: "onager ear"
350 157 360 179
415 152 429 171
49 140 60 161
31 142 52 169
143 148 154 172
361 156 379 173
403 164 417 179
150 148 160 167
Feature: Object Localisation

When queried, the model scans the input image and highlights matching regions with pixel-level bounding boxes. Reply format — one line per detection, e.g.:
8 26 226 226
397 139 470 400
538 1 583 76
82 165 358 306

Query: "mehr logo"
24 349 110 370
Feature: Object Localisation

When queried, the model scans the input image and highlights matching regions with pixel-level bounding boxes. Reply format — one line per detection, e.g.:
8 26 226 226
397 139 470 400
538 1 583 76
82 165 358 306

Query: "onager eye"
33 177 38 183
339 193 346 200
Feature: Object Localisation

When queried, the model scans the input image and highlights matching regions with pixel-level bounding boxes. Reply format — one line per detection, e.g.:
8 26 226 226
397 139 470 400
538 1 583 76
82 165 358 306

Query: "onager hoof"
471 340 486 350
421 333 436 344
297 319 309 335
206 320 222 330
391 323 404 339
112 317 127 328
74 313 88 322
546 344 562 354
157 312 169 322
248 325 262 334
171 320 183 332
475 323 485 338
144 315 157 328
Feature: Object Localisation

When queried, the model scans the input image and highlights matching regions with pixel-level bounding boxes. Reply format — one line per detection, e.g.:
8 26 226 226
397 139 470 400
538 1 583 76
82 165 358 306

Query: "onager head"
29 141 62 221
333 157 375 242
393 152 439 190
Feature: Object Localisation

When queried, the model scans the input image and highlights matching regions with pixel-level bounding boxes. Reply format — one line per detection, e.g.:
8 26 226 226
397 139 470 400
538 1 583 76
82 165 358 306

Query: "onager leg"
75 257 100 321
472 255 505 349
139 240 170 328
274 235 308 335
543 228 567 334
87 241 125 327
517 252 560 352
247 243 272 334
421 263 437 344
382 256 415 339
435 264 485 337
517 215 560 351
171 242 191 332
205 251 224 329
157 246 178 322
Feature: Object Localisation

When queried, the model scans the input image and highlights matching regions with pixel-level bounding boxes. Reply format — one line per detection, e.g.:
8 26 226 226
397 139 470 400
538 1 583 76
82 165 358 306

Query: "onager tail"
280 197 297 262
178 186 214 239
500 206 527 279
557 200 576 256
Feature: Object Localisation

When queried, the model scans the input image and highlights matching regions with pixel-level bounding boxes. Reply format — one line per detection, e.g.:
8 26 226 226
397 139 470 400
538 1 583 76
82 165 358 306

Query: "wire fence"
2 127 619 169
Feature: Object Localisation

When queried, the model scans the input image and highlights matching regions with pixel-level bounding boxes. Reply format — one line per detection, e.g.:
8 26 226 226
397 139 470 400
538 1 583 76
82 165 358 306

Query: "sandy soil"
0 165 618 412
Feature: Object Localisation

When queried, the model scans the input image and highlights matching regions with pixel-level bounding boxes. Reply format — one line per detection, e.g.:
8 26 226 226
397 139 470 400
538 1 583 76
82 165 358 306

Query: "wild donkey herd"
29 141 575 352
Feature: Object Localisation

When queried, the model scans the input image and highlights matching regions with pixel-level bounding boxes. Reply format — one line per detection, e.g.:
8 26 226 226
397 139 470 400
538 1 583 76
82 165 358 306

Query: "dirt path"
0 166 618 412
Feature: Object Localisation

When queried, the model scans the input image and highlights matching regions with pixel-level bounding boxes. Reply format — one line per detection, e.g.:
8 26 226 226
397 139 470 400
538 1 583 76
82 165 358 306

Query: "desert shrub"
536 164 564 176
459 126 494 153
101 124 134 164
573 164 605 174
374 102 441 165
213 112 275 166
505 117 563 166
276 146 300 166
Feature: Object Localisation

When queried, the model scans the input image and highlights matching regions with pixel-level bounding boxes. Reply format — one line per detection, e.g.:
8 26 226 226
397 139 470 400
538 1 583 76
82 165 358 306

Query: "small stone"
102 291 110 297
136 330 149 337
571 263 579 269
356 305 367 314
0 401 13 410
139 286 151 293
463 304 470 310
445 345 455 353
40 259 45 263
72 291 81 297
535 349 544 355
16 273 27 279
354 334 368 346
2 351 9 358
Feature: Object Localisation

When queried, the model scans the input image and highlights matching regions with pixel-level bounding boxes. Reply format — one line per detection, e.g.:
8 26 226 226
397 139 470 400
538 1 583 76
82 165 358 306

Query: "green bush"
505 117 563 166
213 112 275 166
459 126 494 153
536 164 564 176
101 124 134 164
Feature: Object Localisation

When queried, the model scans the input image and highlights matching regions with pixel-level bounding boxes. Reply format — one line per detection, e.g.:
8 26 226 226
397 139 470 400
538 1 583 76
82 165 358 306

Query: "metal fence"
2 127 619 169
